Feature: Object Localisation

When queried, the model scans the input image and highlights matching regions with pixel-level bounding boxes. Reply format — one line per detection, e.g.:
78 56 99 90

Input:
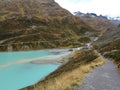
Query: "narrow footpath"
74 59 120 90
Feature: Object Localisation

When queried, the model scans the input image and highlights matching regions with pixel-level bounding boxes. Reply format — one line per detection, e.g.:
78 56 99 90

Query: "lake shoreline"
0 48 74 68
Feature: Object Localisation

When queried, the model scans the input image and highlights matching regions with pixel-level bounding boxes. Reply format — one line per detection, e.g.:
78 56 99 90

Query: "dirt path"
74 59 120 90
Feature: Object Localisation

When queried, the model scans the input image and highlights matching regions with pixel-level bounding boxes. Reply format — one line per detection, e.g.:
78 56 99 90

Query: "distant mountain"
74 12 107 19
0 0 95 51
113 17 120 20
109 20 120 25
74 11 115 32
74 11 120 25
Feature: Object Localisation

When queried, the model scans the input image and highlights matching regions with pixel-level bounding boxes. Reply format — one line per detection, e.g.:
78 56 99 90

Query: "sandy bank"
30 52 71 64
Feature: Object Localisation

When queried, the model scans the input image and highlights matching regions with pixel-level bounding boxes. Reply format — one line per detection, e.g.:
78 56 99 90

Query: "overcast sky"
55 0 120 17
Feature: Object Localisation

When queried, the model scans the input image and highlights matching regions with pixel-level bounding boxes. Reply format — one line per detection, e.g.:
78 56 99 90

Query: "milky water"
0 50 59 90
0 50 53 64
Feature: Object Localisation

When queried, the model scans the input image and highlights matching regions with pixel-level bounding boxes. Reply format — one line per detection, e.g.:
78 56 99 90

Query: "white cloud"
55 0 120 17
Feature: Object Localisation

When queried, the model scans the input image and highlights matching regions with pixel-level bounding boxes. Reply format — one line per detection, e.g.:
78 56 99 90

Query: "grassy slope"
0 0 96 51
22 50 104 90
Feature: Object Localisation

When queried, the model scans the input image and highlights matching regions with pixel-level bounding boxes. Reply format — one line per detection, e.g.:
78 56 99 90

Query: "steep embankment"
0 0 96 51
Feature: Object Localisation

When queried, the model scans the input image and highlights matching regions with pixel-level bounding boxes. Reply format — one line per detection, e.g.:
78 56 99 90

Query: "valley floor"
74 59 120 90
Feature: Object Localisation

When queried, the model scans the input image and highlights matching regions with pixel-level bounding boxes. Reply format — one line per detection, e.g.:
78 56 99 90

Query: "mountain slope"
0 0 95 51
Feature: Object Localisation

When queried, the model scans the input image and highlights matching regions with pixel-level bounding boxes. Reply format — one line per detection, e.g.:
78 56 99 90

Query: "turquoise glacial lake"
0 50 59 90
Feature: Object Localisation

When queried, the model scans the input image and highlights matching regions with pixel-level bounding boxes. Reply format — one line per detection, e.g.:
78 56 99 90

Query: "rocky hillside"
0 0 96 51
